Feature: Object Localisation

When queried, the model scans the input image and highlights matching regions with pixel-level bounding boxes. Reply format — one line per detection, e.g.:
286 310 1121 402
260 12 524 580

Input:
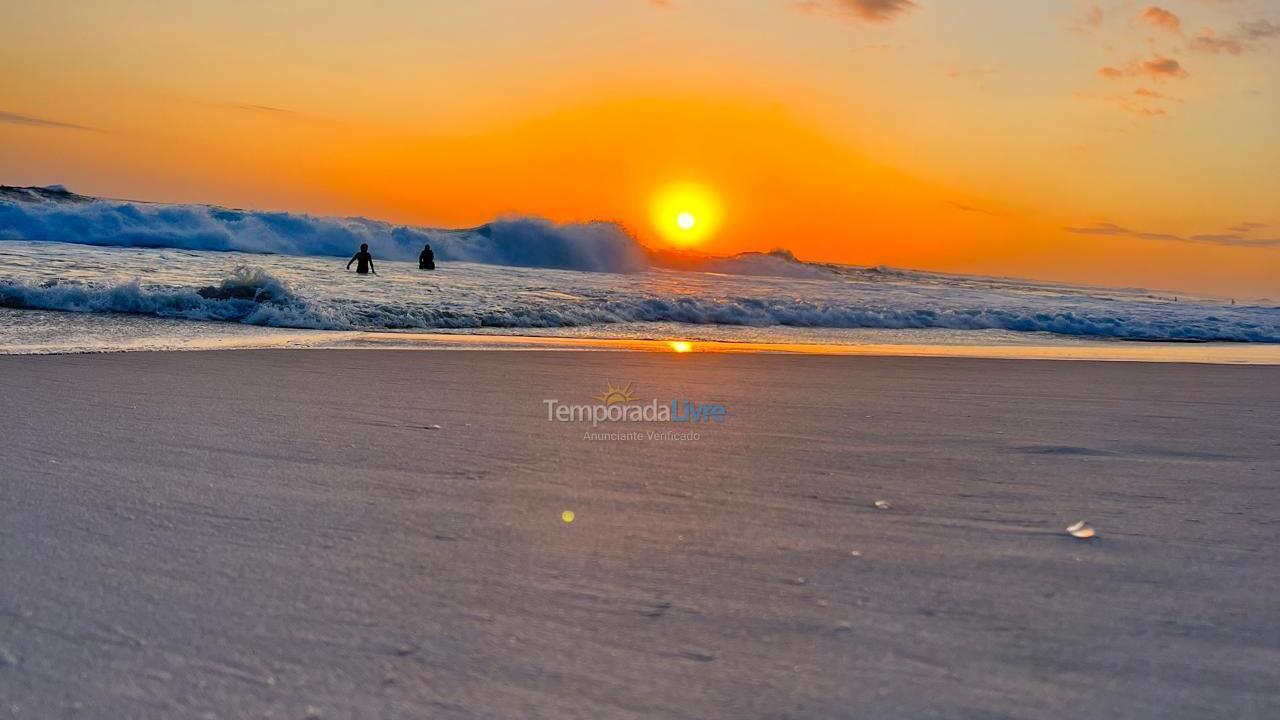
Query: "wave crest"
0 266 307 326
0 191 648 273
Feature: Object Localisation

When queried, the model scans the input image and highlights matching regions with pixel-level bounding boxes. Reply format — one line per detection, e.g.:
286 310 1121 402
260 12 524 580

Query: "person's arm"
346 254 356 270
369 259 377 275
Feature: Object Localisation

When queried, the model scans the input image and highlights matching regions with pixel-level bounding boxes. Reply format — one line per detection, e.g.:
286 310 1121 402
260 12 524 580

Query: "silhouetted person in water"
419 243 435 270
347 243 376 275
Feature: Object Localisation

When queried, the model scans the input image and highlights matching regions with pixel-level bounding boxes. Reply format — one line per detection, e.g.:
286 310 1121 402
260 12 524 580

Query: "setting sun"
652 182 722 247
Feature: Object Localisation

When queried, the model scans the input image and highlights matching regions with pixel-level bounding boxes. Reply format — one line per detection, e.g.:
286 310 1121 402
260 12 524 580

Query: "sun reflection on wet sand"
344 332 1280 365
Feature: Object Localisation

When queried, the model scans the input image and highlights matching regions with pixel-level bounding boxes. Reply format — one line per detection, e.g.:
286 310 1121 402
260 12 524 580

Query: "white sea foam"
1 259 1275 342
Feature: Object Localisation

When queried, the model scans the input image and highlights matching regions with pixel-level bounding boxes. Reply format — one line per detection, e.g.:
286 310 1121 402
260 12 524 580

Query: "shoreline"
5 325 1280 364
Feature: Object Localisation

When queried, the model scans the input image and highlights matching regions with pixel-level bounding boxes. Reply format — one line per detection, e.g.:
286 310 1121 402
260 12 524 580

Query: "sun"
652 182 722 247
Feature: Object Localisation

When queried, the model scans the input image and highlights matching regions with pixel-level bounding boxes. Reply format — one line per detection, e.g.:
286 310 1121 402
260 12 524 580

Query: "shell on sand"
1067 520 1098 539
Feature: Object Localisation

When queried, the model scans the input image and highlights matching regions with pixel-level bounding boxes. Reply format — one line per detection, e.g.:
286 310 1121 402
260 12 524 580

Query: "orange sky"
2 1 1278 297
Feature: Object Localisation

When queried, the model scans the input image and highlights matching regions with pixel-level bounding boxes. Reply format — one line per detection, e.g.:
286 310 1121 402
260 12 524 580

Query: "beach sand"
1 350 1278 719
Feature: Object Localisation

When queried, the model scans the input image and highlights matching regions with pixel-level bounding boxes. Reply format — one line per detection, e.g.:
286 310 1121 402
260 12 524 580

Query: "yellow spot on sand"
562 510 576 524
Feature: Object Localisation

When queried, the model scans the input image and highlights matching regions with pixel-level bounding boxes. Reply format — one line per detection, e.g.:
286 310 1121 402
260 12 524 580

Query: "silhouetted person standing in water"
347 243 376 275
419 243 435 270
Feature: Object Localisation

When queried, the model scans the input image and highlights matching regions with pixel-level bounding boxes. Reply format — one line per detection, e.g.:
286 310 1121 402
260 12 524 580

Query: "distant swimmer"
347 243 376 275
419 243 435 271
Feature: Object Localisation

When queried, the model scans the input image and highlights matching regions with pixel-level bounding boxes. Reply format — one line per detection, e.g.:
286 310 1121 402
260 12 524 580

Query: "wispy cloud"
174 97 322 123
1240 18 1280 40
215 102 301 116
945 66 997 80
1075 91 1169 116
948 201 1002 217
1073 1 1104 34
1190 28 1243 53
1190 18 1280 54
1098 55 1188 80
1070 90 1172 117
797 0 917 23
0 110 103 133
1067 222 1280 247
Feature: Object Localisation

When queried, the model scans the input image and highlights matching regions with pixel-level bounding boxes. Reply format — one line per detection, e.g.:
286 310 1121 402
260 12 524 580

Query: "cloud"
646 0 676 8
1074 2 1104 33
1098 55 1189 80
1144 56 1188 77
948 201 1002 216
1189 18 1280 53
1067 222 1280 247
1240 18 1280 40
215 102 301 116
799 0 917 23
945 67 997 79
1189 28 1244 53
182 98 320 123
0 110 102 133
1227 221 1268 233
1075 91 1170 117
1140 6 1182 32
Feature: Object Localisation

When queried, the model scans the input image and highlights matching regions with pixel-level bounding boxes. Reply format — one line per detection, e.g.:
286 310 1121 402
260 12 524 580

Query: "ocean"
1 186 1277 356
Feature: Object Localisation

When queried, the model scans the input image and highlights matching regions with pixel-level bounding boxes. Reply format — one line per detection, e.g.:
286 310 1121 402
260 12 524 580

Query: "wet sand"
1 350 1278 719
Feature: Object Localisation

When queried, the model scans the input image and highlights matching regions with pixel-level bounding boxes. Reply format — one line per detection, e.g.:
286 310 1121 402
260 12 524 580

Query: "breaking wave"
0 187 650 273
2 267 1276 342
0 267 305 325
0 186 831 278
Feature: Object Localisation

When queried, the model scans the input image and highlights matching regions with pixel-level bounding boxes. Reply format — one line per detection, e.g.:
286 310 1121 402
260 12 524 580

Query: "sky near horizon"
2 0 1278 296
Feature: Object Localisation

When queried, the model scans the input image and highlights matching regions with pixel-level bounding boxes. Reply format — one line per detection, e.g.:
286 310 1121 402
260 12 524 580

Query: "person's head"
425 243 431 250
360 243 369 252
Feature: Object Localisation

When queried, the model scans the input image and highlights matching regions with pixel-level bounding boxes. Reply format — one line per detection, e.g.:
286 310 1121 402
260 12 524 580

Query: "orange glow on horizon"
319 96 982 269
1 0 1277 296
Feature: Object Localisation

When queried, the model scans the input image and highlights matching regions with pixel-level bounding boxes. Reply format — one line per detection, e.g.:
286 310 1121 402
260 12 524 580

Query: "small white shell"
1066 520 1098 539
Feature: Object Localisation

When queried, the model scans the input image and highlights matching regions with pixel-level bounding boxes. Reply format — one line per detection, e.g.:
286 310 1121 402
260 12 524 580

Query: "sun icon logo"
595 383 638 406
